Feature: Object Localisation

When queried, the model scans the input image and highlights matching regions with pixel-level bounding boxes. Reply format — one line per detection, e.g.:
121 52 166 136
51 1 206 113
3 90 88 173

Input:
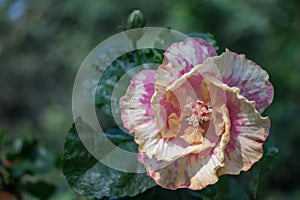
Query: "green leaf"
104 128 134 146
240 140 279 199
196 185 216 199
92 49 163 117
260 141 279 176
214 175 249 200
23 181 56 200
118 186 204 200
62 120 156 199
5 139 54 178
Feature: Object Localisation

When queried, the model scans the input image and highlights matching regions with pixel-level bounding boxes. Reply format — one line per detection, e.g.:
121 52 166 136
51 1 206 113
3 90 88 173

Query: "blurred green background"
0 0 299 199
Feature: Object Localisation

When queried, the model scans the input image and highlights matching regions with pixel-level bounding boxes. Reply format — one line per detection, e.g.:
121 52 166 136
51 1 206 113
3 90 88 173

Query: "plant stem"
132 40 142 65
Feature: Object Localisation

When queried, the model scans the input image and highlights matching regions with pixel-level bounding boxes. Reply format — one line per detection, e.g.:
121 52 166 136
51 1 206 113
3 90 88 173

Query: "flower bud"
126 10 145 30
125 10 145 43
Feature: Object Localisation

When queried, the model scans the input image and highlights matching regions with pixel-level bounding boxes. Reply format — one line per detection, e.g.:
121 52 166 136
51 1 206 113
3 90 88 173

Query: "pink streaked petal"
119 70 157 134
206 81 270 175
135 73 216 162
139 108 230 190
151 38 216 136
142 72 230 163
155 38 217 89
163 37 217 76
208 49 274 112
151 72 181 139
138 132 215 162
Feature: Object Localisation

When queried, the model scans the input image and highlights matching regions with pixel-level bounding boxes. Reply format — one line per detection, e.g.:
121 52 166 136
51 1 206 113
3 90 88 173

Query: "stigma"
184 100 212 127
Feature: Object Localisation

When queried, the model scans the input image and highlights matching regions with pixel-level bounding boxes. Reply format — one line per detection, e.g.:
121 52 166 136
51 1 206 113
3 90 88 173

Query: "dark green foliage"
62 121 155 199
7 139 55 178
0 131 56 199
22 181 56 200
238 139 279 199
94 49 163 116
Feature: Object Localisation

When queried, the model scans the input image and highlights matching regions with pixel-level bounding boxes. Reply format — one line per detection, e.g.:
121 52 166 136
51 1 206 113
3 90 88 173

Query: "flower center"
179 100 212 145
184 100 212 127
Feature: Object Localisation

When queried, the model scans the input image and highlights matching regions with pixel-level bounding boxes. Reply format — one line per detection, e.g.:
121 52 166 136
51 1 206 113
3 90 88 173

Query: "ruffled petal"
163 37 217 76
138 131 216 162
120 40 272 191
206 49 274 112
155 38 217 88
139 105 231 190
151 38 216 142
141 66 226 162
119 70 208 162
204 79 270 175
119 70 157 134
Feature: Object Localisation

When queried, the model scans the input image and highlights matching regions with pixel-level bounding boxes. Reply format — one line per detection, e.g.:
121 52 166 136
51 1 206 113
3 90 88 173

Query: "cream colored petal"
140 105 231 190
151 38 217 142
141 72 228 162
160 112 181 138
180 126 204 145
203 77 270 175
202 49 274 112
119 70 158 135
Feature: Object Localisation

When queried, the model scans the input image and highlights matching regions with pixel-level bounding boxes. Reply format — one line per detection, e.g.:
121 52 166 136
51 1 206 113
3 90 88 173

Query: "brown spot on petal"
161 112 181 138
166 90 180 108
180 126 204 145
200 80 211 102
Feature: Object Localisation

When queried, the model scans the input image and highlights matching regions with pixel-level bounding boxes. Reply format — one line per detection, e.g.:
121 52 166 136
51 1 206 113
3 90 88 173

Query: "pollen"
185 100 212 127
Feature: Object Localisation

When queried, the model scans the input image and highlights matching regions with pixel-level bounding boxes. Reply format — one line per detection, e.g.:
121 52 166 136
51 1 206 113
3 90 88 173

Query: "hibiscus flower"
119 37 274 190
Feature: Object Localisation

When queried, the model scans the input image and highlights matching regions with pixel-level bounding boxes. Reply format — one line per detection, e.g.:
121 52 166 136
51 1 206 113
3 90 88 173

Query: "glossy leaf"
62 120 155 199
7 140 54 178
118 186 204 200
214 175 249 200
92 49 163 116
240 140 279 199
